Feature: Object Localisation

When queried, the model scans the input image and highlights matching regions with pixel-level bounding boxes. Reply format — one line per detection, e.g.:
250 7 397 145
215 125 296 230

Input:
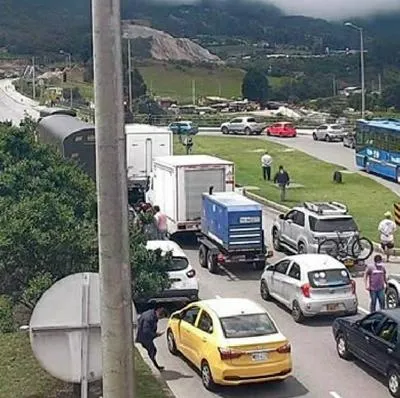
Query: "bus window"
74 136 83 142
87 134 95 142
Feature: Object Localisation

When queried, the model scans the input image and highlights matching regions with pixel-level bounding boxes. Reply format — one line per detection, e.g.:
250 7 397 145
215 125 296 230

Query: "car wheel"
207 251 218 274
245 127 251 135
167 329 178 355
313 133 318 141
260 280 271 301
325 134 331 142
199 244 208 268
336 333 352 360
388 368 400 397
272 228 282 251
201 360 217 391
292 300 304 323
221 127 228 135
387 287 399 309
267 130 271 136
298 242 307 254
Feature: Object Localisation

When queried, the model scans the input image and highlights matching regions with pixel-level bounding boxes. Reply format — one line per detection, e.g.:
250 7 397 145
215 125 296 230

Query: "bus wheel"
397 168 400 184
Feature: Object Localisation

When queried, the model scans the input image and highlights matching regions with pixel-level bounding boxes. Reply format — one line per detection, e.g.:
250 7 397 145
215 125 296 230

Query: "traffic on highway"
1 80 400 398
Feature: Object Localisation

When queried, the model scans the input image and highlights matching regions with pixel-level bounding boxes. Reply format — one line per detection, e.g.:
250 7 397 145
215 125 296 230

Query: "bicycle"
317 231 373 261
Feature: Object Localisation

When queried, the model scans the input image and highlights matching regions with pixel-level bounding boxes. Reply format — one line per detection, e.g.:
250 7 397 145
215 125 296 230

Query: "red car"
265 122 297 137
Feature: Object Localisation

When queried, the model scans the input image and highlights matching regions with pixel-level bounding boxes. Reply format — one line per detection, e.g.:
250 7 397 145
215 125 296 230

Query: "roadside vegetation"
0 333 172 398
175 136 400 245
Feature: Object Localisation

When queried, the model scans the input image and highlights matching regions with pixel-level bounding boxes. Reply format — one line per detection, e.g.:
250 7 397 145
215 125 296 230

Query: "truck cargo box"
201 192 263 252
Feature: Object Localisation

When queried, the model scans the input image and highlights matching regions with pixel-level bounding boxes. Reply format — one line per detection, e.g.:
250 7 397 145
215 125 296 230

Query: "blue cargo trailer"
198 191 272 273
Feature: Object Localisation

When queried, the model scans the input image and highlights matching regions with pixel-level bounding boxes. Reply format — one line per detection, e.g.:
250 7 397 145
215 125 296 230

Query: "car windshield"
309 217 358 232
308 269 351 288
331 125 342 130
220 313 277 338
168 257 189 272
285 124 294 128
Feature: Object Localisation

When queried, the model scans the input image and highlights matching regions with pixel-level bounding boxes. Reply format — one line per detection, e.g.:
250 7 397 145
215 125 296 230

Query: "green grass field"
0 333 172 398
174 136 400 245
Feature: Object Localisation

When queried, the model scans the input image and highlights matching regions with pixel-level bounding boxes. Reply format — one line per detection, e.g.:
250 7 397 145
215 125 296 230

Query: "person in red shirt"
153 205 167 240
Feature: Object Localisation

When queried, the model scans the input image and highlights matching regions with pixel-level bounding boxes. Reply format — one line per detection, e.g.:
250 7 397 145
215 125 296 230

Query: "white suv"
271 202 359 255
146 240 199 303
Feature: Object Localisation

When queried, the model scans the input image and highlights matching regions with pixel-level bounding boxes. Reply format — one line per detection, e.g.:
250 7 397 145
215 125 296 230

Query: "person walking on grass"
261 151 272 181
378 211 397 262
273 165 290 201
136 304 166 371
365 254 387 313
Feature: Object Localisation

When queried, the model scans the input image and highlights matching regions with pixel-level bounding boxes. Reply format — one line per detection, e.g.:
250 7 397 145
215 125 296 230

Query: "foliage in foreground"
0 121 170 319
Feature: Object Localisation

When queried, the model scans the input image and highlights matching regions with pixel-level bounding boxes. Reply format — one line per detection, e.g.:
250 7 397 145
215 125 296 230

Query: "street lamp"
345 22 365 118
59 50 73 108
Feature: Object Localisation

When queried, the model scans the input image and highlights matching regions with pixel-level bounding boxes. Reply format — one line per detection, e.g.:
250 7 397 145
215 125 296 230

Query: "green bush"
0 296 15 333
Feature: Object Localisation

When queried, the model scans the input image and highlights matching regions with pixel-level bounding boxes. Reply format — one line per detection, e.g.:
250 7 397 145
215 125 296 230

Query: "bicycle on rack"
317 231 373 261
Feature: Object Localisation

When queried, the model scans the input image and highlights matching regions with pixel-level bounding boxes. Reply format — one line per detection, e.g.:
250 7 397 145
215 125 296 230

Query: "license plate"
252 352 267 361
344 259 354 267
327 304 339 311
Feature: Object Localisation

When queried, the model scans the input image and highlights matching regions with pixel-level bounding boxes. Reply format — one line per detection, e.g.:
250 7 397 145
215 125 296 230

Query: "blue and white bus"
355 118 400 182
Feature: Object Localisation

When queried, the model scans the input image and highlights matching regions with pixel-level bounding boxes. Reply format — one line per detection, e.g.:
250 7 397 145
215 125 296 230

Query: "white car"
312 124 347 142
260 254 358 323
146 240 199 303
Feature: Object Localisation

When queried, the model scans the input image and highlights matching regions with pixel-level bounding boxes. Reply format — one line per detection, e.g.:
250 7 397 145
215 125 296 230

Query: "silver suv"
271 202 359 255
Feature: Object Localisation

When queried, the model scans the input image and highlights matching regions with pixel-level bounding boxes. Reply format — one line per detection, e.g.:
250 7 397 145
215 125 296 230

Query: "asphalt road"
0 79 39 124
198 129 400 196
151 208 390 398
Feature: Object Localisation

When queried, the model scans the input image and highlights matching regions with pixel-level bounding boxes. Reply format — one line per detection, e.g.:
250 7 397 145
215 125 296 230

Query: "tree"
241 68 269 105
0 120 171 308
382 83 400 111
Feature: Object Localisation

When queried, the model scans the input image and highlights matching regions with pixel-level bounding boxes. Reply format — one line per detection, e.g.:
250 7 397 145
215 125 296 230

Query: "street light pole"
32 57 36 100
127 39 133 114
345 22 366 118
92 0 134 398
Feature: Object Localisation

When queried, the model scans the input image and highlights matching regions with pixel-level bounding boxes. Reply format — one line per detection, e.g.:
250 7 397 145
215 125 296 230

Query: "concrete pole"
360 28 365 119
32 57 36 100
92 0 134 397
127 39 133 113
69 54 73 108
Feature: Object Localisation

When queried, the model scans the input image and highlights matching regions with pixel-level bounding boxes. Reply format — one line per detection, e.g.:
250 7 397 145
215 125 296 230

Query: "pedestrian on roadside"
136 304 166 371
378 211 397 262
154 205 168 240
364 254 387 313
261 151 272 181
273 165 290 201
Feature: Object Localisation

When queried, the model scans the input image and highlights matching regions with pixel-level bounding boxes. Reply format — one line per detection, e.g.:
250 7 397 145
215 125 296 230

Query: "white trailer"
125 124 172 190
146 155 235 235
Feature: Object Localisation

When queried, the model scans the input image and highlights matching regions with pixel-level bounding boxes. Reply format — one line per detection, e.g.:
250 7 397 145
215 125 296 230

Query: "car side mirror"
173 312 183 320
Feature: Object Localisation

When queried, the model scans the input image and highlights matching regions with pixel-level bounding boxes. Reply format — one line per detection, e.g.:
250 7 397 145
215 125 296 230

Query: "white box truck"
146 155 235 235
125 124 172 202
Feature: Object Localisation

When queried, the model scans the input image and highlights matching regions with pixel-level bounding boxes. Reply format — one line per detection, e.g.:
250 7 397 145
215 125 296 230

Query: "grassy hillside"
137 64 244 103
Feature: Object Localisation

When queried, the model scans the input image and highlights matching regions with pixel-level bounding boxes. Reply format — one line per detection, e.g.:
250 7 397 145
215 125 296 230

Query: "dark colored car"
332 310 400 397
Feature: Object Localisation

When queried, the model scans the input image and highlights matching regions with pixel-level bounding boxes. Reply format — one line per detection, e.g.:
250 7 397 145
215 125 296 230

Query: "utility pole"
192 79 196 105
127 39 133 113
92 0 134 398
378 73 382 95
332 76 336 97
32 57 36 100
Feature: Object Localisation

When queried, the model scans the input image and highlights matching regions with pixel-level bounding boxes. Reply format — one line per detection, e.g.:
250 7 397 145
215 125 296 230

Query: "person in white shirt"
261 151 272 181
378 211 397 261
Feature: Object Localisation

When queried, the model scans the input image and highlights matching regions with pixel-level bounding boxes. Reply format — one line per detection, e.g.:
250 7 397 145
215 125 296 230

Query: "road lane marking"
330 392 343 398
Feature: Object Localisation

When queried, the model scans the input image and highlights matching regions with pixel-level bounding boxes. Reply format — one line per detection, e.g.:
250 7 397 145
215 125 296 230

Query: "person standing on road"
365 254 387 313
261 151 272 181
136 304 166 371
378 211 397 262
273 165 290 201
154 205 168 240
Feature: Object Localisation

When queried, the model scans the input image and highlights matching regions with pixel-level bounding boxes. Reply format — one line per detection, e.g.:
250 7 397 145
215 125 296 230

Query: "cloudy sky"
157 0 400 20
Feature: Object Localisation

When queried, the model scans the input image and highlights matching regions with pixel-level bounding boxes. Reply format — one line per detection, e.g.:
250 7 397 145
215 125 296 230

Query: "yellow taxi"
166 298 292 390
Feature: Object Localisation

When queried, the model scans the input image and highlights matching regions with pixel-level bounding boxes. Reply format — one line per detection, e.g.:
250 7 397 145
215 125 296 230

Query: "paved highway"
0 79 39 124
150 207 390 398
198 129 400 196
